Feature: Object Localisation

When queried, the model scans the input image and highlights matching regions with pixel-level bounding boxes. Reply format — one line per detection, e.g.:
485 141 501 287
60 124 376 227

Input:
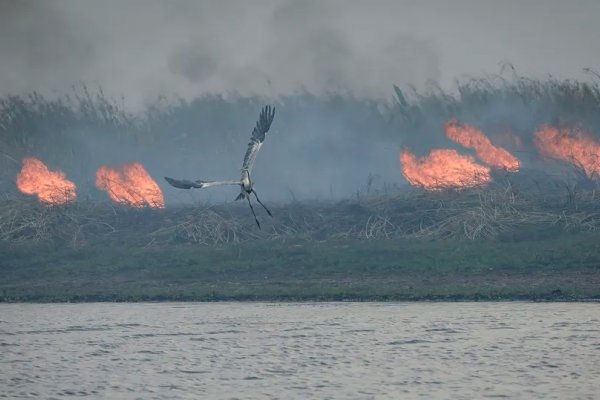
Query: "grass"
2 214 600 302
3 182 600 246
3 72 600 198
1 183 600 302
3 73 600 301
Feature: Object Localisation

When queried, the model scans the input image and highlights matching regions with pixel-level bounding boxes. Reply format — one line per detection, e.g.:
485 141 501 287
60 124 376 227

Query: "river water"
1 302 599 399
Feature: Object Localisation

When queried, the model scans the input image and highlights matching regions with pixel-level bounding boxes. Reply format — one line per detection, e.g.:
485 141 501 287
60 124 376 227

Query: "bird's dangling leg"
252 189 272 217
246 196 261 228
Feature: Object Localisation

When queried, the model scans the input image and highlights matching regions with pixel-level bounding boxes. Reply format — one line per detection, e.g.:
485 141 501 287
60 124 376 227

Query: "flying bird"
165 105 276 228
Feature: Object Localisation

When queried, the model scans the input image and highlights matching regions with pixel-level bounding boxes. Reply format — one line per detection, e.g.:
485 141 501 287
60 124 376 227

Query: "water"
1 303 599 399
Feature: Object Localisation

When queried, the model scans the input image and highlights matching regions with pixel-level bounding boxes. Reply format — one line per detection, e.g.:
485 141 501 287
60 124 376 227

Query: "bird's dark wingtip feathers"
164 176 201 189
164 176 184 189
255 105 275 137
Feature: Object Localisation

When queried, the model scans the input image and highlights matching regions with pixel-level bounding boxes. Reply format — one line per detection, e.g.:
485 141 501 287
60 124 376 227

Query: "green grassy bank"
2 233 599 302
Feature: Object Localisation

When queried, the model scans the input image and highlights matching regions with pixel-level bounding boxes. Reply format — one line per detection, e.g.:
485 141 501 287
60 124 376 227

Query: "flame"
16 157 77 205
96 162 165 208
444 120 520 172
400 149 492 190
535 125 600 179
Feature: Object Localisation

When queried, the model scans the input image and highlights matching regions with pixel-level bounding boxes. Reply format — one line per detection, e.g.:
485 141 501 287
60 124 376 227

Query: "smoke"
2 0 600 205
0 1 97 94
0 0 441 105
1 0 599 107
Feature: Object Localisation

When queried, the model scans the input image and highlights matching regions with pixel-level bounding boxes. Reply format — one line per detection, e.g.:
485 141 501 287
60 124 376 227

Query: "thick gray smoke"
2 0 600 204
3 0 599 105
0 0 442 106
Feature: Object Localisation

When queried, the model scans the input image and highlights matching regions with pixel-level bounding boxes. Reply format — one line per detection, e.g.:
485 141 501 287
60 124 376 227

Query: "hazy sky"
1 0 600 106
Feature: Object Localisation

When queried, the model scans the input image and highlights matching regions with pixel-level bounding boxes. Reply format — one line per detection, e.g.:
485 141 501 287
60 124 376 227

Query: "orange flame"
444 120 520 172
535 125 600 179
16 157 77 205
400 149 492 191
96 162 165 208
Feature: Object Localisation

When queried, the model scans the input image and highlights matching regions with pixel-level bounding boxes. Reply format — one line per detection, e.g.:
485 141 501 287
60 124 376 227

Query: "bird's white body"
240 169 252 194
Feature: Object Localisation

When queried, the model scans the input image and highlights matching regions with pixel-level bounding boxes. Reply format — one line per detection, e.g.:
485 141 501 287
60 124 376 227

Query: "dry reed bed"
2 186 600 247
3 73 600 197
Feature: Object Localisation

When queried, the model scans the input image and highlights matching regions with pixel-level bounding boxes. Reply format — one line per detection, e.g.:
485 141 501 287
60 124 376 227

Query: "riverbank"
2 233 599 302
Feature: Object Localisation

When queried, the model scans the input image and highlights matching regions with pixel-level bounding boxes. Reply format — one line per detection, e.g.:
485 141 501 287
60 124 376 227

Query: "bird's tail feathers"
235 192 245 201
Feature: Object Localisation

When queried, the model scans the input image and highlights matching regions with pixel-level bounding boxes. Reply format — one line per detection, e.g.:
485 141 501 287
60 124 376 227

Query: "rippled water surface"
1 302 599 399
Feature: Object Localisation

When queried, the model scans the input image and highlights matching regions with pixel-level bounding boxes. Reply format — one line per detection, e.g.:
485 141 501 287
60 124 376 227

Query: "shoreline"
2 193 600 304
3 235 599 303
3 297 600 304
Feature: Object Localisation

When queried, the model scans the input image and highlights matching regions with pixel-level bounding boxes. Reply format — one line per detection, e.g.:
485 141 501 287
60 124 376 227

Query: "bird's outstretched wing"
164 177 241 189
241 105 275 174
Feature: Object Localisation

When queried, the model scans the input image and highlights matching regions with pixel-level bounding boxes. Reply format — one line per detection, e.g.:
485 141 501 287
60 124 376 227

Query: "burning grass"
535 125 600 179
444 120 521 171
3 73 600 199
96 162 165 208
16 157 77 205
400 149 492 190
3 74 600 301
